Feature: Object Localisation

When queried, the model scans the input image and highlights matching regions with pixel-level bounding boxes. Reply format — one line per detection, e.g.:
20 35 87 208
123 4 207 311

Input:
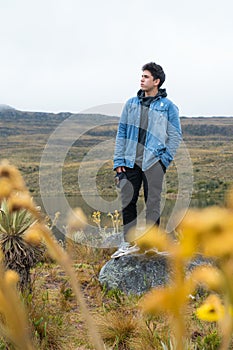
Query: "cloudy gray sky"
0 0 232 116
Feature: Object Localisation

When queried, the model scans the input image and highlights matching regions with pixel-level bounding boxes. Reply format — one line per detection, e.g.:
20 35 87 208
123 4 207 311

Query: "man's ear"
154 78 160 87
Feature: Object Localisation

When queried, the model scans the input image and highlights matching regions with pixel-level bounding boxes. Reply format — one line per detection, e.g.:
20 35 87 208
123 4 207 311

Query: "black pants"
120 161 165 238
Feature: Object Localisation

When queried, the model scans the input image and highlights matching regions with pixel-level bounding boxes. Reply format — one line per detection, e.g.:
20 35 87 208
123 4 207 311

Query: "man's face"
140 70 159 93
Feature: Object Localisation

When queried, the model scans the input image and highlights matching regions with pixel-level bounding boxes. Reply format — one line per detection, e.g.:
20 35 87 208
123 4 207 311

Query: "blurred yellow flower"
0 160 25 191
178 206 233 258
141 280 193 317
4 270 19 287
36 224 61 261
202 229 233 257
191 266 224 292
67 207 87 232
23 224 42 246
7 192 40 218
196 294 225 322
176 209 203 258
0 178 14 199
0 266 33 349
127 225 170 253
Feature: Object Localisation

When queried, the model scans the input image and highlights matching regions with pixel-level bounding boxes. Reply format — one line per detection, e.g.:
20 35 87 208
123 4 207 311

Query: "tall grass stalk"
0 267 34 350
39 224 105 350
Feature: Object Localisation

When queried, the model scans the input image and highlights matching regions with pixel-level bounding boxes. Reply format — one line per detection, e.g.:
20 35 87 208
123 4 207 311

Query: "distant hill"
0 107 233 138
0 108 73 136
0 104 15 111
0 108 119 138
181 117 233 138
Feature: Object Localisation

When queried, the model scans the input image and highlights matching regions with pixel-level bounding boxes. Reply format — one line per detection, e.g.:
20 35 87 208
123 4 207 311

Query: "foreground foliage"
0 200 43 289
0 159 233 349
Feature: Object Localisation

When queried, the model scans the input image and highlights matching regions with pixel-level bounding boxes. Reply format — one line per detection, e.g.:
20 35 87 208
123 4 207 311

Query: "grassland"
1 110 233 349
1 109 233 202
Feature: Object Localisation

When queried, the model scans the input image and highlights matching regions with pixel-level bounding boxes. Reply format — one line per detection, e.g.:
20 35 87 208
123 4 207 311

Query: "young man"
112 62 182 258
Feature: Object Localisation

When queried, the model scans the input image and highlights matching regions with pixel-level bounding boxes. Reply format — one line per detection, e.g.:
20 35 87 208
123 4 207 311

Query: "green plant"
61 286 73 301
195 330 221 350
101 286 127 312
0 339 10 349
161 338 176 350
0 200 43 289
26 287 66 350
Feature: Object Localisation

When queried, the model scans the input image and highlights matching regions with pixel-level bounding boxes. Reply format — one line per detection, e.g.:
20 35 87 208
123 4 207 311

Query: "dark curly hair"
142 62 165 88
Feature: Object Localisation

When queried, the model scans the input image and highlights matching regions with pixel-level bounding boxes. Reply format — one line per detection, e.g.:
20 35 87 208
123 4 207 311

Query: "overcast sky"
0 0 232 116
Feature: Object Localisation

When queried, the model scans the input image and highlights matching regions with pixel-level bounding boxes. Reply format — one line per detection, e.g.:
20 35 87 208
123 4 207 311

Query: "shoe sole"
111 247 140 259
145 249 170 256
111 248 170 259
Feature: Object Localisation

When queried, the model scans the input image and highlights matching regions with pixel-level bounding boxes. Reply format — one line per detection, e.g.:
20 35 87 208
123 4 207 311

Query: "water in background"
35 193 225 245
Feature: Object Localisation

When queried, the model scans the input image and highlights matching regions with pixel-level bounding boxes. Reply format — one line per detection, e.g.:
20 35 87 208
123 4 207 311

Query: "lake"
35 193 225 247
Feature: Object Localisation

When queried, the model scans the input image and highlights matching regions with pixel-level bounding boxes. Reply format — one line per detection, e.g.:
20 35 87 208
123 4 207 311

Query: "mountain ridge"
1 107 233 139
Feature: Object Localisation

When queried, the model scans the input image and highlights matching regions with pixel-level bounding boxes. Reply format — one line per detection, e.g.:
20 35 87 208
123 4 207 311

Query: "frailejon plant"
0 160 105 350
0 199 43 289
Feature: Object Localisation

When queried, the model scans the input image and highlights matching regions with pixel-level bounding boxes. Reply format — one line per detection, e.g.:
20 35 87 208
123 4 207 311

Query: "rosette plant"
0 199 43 290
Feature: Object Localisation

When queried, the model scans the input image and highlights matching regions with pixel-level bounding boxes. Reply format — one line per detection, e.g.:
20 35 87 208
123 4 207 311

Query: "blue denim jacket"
113 94 182 171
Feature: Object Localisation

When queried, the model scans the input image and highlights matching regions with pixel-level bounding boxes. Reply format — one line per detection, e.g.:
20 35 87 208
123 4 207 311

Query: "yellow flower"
0 160 25 191
141 280 193 316
23 224 42 245
196 294 225 322
141 287 172 315
4 270 19 287
202 229 233 257
178 207 233 258
7 192 40 218
91 211 102 228
175 234 199 259
191 266 224 292
0 178 14 199
67 207 87 232
114 210 120 218
177 209 203 258
127 225 170 253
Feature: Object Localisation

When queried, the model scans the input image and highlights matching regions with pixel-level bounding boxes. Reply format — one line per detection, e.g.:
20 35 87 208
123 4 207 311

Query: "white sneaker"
111 242 140 259
144 247 170 256
111 243 170 259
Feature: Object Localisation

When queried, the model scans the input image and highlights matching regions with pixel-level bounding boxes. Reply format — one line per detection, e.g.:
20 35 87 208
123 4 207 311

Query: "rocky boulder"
99 253 212 295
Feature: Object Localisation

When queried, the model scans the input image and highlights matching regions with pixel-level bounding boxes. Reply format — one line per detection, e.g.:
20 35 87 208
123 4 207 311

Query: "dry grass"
97 310 139 349
0 238 222 350
24 244 218 349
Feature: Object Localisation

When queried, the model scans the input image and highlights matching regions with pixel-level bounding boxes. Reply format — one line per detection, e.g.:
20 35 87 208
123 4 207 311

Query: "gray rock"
187 254 213 271
99 254 169 295
101 232 124 248
99 253 213 295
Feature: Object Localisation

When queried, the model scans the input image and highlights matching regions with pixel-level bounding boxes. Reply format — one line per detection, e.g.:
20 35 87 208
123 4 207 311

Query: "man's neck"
145 87 158 97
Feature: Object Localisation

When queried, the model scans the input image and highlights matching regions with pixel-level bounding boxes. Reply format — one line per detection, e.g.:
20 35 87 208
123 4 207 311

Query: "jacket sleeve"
113 102 128 170
160 102 182 168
